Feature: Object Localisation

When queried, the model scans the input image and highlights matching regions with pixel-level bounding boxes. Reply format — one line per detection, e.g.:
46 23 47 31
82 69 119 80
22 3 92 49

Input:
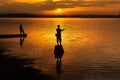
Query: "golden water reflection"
1 18 120 80
27 18 120 63
25 18 113 66
27 19 103 48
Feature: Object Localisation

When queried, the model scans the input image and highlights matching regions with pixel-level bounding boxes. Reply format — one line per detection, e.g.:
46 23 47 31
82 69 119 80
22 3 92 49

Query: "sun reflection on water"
26 18 104 49
1 18 120 80
24 18 108 66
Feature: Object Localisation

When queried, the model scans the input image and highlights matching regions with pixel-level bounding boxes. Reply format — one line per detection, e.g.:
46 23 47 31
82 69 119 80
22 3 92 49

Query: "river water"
0 18 120 80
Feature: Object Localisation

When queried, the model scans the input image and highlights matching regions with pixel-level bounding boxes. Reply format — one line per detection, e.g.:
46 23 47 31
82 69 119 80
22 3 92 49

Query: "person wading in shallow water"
56 25 65 45
19 24 25 35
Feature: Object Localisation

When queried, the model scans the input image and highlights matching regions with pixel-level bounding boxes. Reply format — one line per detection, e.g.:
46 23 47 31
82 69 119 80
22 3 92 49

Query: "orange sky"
0 0 120 15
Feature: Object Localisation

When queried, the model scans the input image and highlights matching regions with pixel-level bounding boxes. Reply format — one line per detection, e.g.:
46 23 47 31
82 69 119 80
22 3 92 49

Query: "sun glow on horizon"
56 8 62 13
43 8 64 15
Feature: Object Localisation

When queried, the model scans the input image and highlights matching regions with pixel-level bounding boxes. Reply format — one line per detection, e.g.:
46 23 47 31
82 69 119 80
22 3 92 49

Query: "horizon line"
0 13 120 18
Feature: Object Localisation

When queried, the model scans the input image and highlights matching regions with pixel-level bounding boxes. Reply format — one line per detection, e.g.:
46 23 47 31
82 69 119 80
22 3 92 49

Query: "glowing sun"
56 8 62 13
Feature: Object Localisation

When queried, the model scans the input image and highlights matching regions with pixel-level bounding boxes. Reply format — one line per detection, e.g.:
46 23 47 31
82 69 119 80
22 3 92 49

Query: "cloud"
0 0 120 14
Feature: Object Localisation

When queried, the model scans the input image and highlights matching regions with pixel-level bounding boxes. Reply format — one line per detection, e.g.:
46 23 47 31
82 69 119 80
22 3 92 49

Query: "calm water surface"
0 18 120 80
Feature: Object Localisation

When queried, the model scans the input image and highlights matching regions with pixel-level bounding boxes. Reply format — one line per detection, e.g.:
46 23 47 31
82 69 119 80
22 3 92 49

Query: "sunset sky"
0 0 120 15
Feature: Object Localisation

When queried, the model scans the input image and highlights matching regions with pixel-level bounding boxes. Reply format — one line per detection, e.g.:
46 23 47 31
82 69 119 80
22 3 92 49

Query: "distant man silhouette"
19 24 25 35
56 25 64 45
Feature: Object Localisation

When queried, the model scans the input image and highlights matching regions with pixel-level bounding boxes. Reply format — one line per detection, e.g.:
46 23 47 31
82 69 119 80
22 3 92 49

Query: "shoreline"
0 45 54 80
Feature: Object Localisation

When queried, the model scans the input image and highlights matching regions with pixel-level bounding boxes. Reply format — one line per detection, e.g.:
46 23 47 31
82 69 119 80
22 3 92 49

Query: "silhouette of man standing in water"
56 25 64 45
19 24 25 35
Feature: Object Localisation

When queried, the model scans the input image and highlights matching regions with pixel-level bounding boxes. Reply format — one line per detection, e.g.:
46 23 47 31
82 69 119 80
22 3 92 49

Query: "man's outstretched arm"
61 29 65 31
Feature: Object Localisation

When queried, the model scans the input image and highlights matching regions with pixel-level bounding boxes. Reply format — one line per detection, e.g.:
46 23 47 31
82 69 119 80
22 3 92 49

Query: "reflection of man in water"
56 59 62 72
56 25 64 45
19 24 25 35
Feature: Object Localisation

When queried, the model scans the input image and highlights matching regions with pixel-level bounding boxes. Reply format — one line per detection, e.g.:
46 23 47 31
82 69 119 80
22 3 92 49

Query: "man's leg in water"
57 37 59 45
60 37 62 45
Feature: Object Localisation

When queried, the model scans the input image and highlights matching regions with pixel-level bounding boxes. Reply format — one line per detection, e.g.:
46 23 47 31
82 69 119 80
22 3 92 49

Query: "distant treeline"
0 13 120 18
